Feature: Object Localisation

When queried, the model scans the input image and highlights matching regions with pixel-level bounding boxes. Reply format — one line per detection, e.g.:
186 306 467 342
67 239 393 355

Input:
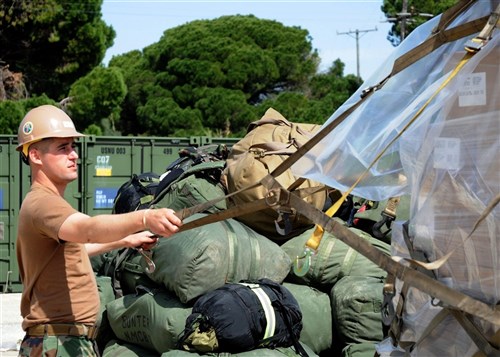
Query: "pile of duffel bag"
91 108 410 357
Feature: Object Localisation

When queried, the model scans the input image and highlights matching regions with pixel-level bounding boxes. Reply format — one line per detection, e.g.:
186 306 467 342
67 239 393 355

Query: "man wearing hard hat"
15 105 182 356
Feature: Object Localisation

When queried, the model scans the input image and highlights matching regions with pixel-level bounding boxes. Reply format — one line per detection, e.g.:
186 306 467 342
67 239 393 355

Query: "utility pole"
385 0 433 44
337 27 377 78
401 0 408 41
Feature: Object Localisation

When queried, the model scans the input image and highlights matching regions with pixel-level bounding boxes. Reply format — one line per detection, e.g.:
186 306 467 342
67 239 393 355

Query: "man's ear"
28 147 43 165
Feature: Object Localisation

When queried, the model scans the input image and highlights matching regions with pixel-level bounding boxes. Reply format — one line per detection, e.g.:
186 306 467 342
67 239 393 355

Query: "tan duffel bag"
224 107 327 242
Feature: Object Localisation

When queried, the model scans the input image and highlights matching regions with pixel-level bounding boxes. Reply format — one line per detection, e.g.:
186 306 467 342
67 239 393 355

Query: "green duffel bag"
106 287 192 354
282 282 332 355
282 220 390 293
95 275 118 354
153 161 227 213
91 253 108 274
102 339 160 357
96 275 115 325
95 310 116 356
350 195 410 244
149 214 292 303
118 249 162 296
341 342 377 357
330 276 385 346
161 342 318 356
93 247 161 298
91 248 121 277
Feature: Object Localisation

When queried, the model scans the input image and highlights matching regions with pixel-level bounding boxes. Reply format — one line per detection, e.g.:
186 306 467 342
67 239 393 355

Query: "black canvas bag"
112 172 160 214
178 278 308 356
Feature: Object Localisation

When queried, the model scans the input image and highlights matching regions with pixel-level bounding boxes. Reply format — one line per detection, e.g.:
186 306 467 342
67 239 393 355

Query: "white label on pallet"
433 137 461 170
458 72 486 107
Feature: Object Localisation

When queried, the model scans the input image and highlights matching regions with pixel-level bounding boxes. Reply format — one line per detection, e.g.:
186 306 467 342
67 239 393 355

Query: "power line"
337 27 377 78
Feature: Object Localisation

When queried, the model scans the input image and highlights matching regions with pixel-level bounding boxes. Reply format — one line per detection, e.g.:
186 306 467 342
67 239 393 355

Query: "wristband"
142 209 150 230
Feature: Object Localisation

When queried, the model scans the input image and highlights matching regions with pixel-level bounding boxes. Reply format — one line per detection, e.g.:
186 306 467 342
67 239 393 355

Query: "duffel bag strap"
239 282 309 357
272 297 309 357
239 283 276 340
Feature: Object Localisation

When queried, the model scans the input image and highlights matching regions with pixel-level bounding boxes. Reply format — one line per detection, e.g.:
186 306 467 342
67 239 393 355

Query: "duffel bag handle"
247 108 291 132
249 115 315 139
249 142 298 156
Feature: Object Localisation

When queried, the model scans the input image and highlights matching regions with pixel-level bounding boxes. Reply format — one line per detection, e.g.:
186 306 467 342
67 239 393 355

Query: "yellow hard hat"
16 105 85 157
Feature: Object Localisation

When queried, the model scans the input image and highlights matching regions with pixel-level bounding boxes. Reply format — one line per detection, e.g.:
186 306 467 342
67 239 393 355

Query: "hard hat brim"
16 131 86 152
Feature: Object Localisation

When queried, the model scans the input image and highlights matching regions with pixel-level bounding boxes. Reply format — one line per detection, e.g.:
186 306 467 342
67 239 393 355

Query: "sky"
101 0 397 80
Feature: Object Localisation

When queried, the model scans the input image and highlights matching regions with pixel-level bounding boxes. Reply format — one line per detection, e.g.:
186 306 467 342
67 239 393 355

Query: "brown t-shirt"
17 183 99 331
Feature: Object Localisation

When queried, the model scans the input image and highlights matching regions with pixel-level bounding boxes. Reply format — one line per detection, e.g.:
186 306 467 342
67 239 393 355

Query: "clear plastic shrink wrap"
293 1 500 355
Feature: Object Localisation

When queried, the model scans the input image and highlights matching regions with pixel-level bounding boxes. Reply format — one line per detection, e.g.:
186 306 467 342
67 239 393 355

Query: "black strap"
270 299 308 357
154 167 185 200
103 248 134 298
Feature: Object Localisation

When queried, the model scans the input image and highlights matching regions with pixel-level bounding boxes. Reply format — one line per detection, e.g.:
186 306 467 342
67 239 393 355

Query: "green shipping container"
82 135 202 216
0 135 25 292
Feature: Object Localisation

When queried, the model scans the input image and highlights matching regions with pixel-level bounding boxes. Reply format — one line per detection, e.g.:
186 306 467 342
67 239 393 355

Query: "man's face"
33 137 79 183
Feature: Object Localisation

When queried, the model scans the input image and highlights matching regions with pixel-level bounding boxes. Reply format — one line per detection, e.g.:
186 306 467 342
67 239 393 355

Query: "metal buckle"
292 247 315 277
381 284 396 326
136 248 156 274
465 37 487 53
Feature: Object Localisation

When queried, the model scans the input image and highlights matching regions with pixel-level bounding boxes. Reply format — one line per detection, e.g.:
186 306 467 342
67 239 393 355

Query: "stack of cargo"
290 1 499 356
88 106 405 356
91 213 396 357
380 20 500 357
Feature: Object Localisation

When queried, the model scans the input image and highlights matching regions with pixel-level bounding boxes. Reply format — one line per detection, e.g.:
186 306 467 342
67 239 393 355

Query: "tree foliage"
0 0 115 100
381 0 459 46
109 51 157 135
256 60 362 124
0 95 56 134
67 66 127 135
112 15 328 137
1 11 364 137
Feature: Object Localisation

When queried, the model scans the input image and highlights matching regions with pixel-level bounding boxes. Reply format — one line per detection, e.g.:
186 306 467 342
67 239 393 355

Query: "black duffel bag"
178 278 308 356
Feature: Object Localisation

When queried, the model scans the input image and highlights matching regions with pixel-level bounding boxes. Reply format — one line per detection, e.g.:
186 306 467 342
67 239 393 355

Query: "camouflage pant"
18 335 98 357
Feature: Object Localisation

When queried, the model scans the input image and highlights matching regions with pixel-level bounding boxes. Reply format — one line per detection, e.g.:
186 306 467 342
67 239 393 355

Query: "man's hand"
142 208 182 237
85 231 160 257
121 231 159 250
